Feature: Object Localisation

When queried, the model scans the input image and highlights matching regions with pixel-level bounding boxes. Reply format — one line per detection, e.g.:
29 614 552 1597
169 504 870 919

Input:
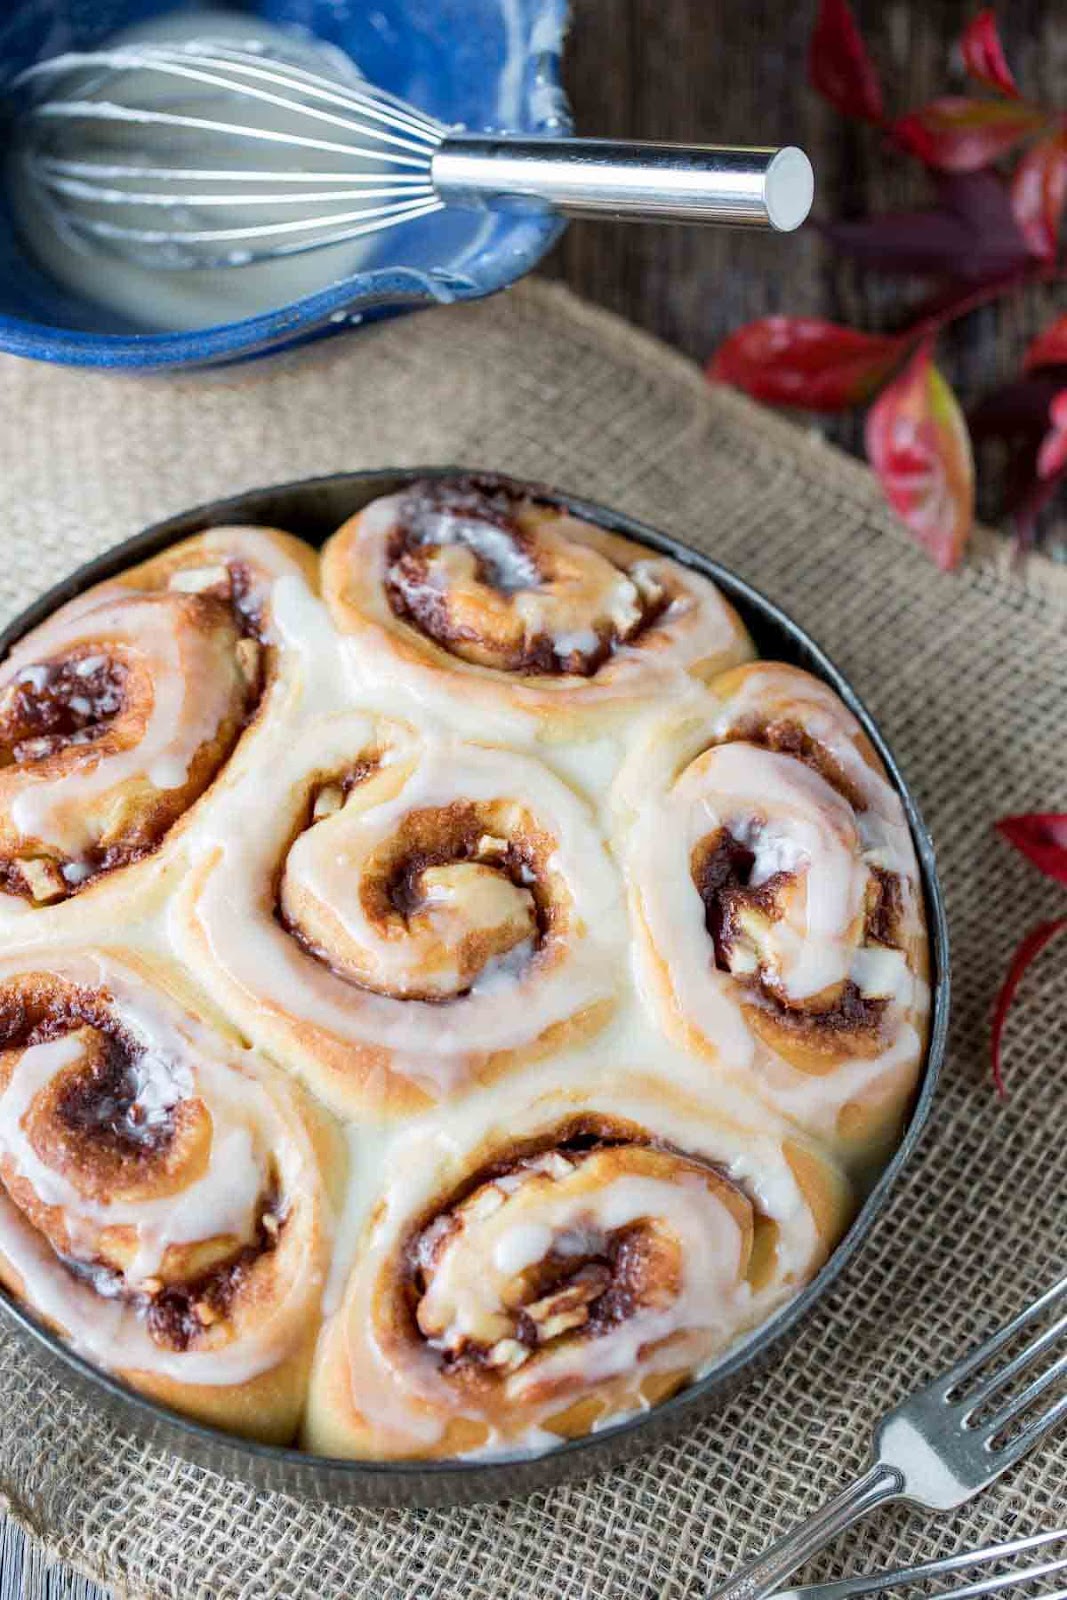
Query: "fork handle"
706 1462 906 1600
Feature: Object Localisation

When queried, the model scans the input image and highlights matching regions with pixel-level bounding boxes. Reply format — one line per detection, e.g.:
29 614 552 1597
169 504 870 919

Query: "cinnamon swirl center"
403 1131 766 1385
384 478 669 676
279 771 561 1002
0 653 129 764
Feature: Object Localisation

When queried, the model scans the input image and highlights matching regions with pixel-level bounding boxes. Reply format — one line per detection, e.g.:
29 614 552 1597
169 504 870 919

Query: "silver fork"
768 1528 1067 1600
708 1273 1067 1600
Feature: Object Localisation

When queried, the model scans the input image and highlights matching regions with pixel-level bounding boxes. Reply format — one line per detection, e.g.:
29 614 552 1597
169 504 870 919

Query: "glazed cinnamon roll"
321 477 753 734
0 950 342 1442
614 664 929 1160
0 526 319 915
304 1070 851 1458
174 714 623 1118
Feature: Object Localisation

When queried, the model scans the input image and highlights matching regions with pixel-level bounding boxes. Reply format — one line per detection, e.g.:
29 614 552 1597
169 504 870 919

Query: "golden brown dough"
0 525 319 919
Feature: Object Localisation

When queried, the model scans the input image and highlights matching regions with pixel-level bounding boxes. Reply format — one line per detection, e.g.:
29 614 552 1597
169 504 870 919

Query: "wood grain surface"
1 3 1062 1596
543 0 1066 547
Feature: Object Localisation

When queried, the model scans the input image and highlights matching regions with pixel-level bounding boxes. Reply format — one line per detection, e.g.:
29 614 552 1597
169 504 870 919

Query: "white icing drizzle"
0 507 930 1461
2 596 230 852
613 666 929 1147
175 719 625 1108
322 491 755 737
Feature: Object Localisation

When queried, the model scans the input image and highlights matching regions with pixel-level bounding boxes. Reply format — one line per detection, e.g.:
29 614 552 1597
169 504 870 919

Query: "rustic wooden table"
3 1 1062 1594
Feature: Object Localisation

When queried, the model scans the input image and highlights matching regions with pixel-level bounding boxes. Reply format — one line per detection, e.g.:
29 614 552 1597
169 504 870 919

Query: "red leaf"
991 918 1067 1097
823 170 1031 281
1036 390 1067 479
970 372 1067 545
865 340 975 568
1010 132 1067 261
960 10 1020 98
808 0 885 125
1025 315 1067 372
996 812 1067 885
709 318 904 412
892 98 1048 172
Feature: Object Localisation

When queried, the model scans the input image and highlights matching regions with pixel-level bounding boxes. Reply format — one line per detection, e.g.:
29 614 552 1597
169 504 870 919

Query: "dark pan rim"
0 467 950 1503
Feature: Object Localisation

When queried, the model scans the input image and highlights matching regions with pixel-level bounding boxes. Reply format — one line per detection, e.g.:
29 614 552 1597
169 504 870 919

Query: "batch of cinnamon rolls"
0 475 930 1460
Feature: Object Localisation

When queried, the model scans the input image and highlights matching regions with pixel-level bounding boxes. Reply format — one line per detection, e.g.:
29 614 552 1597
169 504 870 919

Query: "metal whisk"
10 42 815 270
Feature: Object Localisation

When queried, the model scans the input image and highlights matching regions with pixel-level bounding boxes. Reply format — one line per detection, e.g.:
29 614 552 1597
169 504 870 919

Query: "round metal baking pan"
0 468 950 1507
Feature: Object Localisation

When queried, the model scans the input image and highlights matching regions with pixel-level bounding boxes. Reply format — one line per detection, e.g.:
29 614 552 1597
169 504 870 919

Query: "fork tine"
963 1307 1067 1414
937 1554 1067 1600
994 1387 1067 1469
939 1273 1067 1394
979 1348 1067 1439
770 1534 1067 1600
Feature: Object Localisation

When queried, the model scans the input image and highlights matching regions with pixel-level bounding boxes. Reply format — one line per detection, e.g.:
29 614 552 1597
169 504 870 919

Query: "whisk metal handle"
431 138 813 230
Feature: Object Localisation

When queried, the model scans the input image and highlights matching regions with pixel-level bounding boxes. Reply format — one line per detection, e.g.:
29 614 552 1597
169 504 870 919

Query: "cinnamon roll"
304 1070 850 1458
174 714 623 1118
321 477 754 735
614 664 929 1160
0 526 319 917
0 950 342 1442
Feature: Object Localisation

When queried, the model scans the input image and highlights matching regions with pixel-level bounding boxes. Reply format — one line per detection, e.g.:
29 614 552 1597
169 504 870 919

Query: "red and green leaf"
997 812 1067 885
990 918 1067 1097
808 0 885 125
892 98 1048 172
959 10 1020 99
1010 131 1067 260
709 318 905 412
865 340 975 568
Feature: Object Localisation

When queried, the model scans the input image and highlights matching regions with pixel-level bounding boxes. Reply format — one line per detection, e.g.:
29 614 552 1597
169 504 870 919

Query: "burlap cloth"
0 279 1064 1600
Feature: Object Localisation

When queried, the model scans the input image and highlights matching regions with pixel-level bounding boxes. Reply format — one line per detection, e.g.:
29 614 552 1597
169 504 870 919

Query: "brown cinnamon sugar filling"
384 477 669 676
278 784 551 1002
62 1188 285 1353
691 826 900 1037
0 655 128 765
0 586 265 904
143 1189 284 1352
401 1124 763 1376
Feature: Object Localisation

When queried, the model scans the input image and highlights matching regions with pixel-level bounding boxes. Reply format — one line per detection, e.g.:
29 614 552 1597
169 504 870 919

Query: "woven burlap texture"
0 280 1064 1600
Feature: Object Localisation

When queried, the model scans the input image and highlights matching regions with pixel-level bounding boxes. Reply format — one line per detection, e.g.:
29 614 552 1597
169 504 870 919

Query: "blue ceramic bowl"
0 0 570 370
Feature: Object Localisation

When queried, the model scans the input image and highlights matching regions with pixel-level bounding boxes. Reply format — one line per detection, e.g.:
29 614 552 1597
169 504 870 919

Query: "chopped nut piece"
630 561 666 606
20 858 67 904
528 1151 573 1181
476 833 509 859
168 564 230 595
312 785 345 821
195 1301 219 1326
464 1185 505 1222
139 1277 163 1297
262 1212 280 1239
525 1264 611 1341
486 1337 530 1373
729 905 774 974
532 1307 590 1342
235 637 261 685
